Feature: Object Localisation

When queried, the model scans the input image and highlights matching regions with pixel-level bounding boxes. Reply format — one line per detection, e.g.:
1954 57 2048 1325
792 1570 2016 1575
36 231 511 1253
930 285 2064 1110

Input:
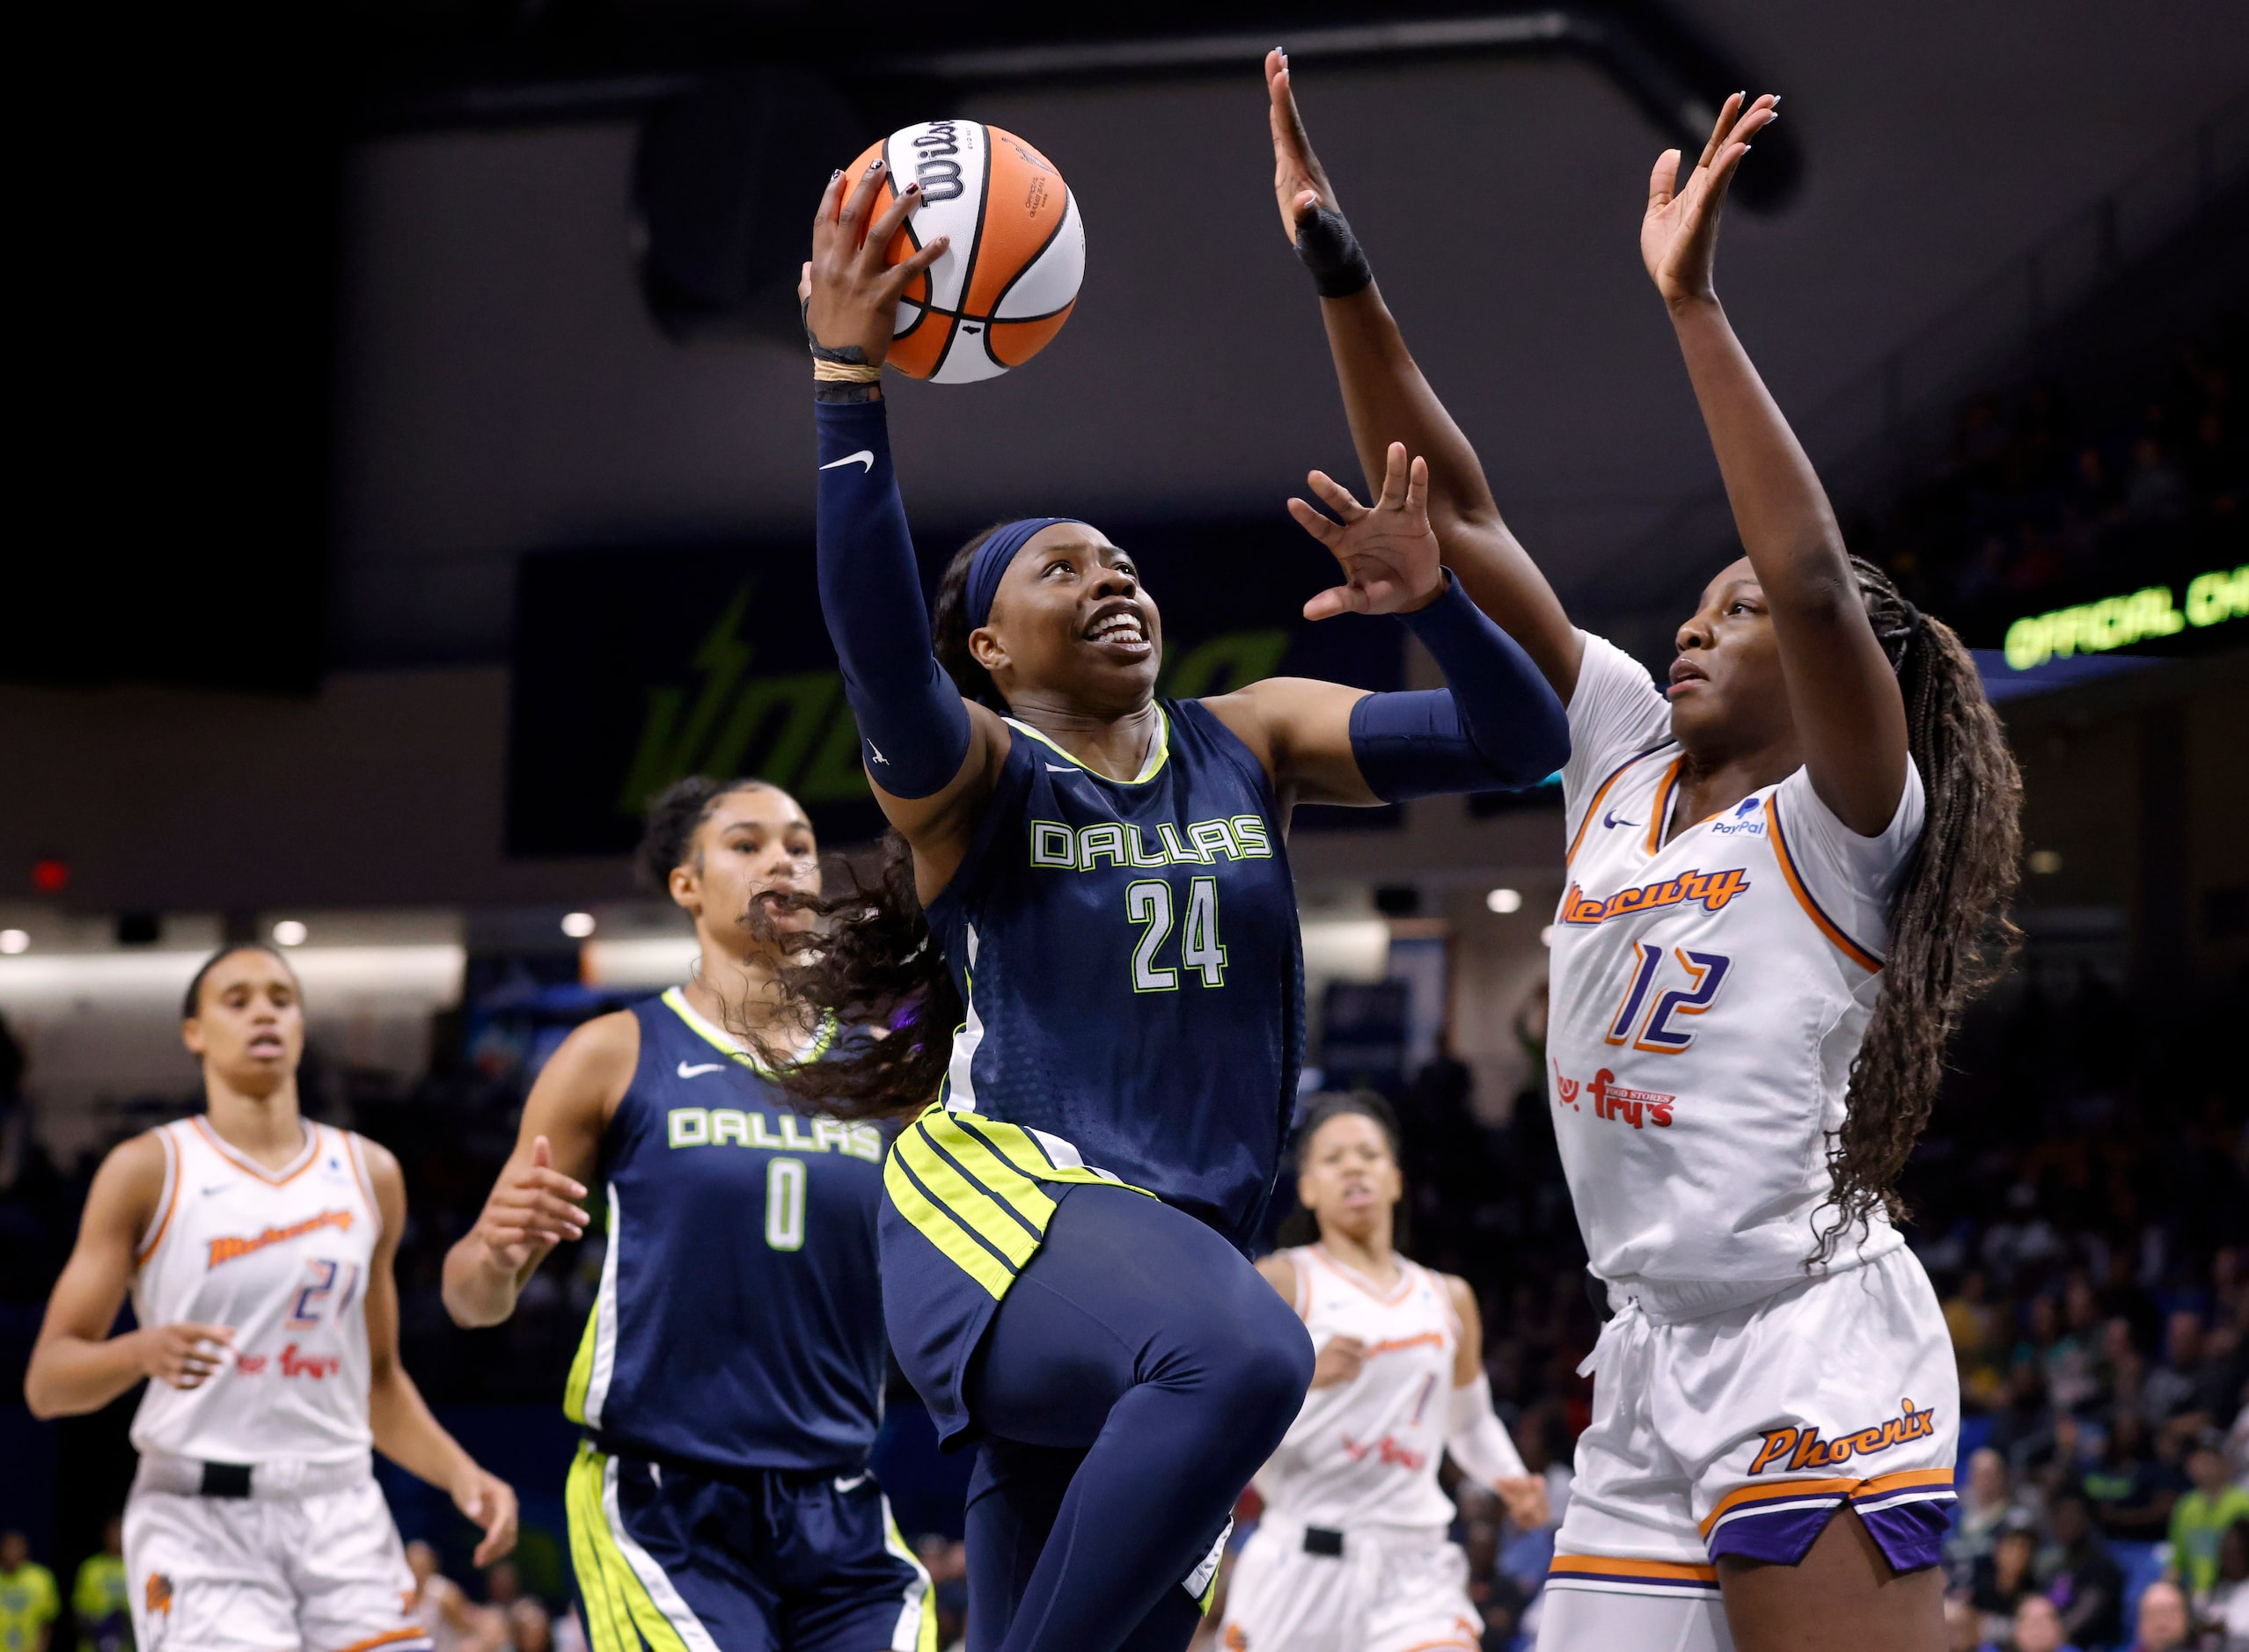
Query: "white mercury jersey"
129 1117 381 1465
1254 1245 1461 1531
1549 632 1924 1289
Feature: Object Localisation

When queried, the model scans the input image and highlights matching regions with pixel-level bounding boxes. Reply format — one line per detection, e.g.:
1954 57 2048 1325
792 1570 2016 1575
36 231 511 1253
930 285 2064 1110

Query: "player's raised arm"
802 161 1012 900
1265 49 1579 698
1643 92 1908 835
441 1013 620 1328
1205 442 1568 807
25 1135 237 1419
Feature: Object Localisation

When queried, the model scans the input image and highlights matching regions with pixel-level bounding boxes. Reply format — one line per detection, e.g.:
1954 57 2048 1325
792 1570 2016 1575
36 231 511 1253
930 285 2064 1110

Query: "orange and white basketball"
844 120 1084 384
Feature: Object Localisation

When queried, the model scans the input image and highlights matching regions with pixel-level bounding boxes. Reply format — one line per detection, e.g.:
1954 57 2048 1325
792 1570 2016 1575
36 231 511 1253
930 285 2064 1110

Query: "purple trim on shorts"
1703 1502 1837 1567
1855 1498 1952 1573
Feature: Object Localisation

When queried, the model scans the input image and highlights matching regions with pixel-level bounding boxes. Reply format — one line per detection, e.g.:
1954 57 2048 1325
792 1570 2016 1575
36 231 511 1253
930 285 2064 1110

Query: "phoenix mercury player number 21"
27 945 517 1652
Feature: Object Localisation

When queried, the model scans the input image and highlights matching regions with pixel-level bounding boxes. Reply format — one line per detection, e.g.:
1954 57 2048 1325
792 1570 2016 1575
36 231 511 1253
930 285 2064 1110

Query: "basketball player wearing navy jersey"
767 163 1569 1652
443 779 934 1652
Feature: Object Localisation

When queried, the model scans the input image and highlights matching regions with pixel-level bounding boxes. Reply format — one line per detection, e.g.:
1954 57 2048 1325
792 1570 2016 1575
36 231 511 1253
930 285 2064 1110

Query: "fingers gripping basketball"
840 121 1085 384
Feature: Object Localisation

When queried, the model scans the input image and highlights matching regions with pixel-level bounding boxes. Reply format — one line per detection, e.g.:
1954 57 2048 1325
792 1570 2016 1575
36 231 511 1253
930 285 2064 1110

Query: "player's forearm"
1318 290 1579 691
24 1331 148 1419
1667 296 1852 613
370 1363 477 1490
439 1236 525 1328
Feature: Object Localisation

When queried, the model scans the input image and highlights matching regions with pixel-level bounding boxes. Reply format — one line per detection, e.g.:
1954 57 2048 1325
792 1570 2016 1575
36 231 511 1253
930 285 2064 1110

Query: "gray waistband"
134 1449 373 1501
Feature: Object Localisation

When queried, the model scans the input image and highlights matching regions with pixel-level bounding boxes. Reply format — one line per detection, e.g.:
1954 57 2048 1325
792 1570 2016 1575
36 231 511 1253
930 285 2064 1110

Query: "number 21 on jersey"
1126 878 1227 991
1605 945 1731 1053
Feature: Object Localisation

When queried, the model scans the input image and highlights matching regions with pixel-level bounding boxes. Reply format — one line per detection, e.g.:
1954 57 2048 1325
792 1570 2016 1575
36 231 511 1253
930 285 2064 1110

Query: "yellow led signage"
2002 566 2249 670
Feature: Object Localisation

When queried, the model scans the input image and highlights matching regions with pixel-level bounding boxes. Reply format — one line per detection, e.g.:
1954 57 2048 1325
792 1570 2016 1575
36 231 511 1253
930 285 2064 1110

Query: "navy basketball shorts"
567 1440 936 1652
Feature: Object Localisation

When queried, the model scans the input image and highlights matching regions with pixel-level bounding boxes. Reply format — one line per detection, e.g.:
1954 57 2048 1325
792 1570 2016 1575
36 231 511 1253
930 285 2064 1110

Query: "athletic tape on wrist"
1293 203 1373 299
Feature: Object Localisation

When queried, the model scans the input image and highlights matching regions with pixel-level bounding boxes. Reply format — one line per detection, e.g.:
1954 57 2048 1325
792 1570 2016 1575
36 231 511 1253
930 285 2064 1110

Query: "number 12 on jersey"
1126 877 1227 990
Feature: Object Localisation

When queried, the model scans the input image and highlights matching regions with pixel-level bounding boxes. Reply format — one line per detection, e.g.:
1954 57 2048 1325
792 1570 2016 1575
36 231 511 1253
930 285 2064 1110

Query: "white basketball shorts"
1546 1246 1958 1608
126 1473 430 1652
1219 1517 1483 1652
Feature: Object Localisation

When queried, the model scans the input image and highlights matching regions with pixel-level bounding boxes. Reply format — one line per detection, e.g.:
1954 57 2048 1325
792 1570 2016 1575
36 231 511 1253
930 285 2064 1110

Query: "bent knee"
1205 1292 1314 1427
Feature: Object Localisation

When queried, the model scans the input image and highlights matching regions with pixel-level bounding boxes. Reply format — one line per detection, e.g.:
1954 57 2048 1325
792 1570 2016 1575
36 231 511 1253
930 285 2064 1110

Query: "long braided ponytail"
1813 557 2022 1262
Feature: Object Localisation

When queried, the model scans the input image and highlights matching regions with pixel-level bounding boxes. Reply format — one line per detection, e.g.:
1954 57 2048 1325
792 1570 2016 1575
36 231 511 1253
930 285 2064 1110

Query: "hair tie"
965 517 1081 632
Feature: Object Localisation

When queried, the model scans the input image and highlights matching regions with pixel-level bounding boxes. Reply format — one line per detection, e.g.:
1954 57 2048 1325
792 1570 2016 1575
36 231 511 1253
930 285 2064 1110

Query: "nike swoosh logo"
833 1473 869 1493
819 450 875 473
677 1061 727 1078
201 1183 230 1196
1044 764 1075 773
1602 808 1640 830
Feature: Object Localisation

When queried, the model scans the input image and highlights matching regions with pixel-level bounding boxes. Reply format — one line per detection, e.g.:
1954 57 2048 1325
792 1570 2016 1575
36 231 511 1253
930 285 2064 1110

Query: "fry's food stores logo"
1554 1064 1675 1129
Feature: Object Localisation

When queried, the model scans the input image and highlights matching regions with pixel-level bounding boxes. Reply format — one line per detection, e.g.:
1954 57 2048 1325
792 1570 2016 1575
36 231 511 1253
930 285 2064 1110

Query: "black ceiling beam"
355 2 1800 212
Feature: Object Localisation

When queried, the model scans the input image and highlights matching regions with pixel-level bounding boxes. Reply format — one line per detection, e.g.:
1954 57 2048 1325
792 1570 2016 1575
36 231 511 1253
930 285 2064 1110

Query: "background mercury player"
1218 1095 1547 1652
26 944 516 1652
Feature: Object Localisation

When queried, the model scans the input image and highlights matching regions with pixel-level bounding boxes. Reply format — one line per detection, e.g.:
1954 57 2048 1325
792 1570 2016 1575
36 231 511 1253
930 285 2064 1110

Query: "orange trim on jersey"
194 1115 321 1185
1564 748 1667 868
328 1628 432 1652
1359 1332 1447 1358
1644 758 1683 855
1698 1475 1862 1534
136 1128 181 1267
1307 1245 1413 1305
342 1130 384 1240
1760 796 1885 973
1548 1554 1719 1584
1387 1634 1480 1652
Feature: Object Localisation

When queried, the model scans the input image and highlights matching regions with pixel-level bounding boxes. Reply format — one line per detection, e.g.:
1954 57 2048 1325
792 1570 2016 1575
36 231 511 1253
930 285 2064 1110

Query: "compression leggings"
961 1183 1315 1652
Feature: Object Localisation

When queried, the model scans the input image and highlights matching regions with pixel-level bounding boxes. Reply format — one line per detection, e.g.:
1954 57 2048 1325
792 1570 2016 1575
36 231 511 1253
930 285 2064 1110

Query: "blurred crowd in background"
1868 323 2241 626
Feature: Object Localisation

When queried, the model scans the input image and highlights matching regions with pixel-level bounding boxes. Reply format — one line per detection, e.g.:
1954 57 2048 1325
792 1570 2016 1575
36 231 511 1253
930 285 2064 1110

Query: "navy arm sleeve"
815 398 973 800
1348 573 1571 800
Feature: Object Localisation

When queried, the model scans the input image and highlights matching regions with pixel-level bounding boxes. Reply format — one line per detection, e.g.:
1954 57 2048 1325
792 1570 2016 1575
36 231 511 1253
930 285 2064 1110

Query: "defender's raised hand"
800 160 950 366
1291 442 1446 620
1642 91 1779 310
1265 48 1342 245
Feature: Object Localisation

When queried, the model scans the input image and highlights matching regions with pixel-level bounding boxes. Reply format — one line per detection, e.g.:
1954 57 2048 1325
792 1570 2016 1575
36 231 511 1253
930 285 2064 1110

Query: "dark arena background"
5 3 2245 1649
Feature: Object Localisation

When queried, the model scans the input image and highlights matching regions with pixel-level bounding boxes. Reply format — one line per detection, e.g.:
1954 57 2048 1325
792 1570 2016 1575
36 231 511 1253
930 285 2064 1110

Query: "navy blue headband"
965 517 1081 632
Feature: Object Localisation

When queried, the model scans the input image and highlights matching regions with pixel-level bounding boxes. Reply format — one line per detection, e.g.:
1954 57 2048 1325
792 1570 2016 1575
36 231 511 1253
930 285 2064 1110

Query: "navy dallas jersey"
564 988 890 1471
928 698 1304 1244
885 697 1306 1442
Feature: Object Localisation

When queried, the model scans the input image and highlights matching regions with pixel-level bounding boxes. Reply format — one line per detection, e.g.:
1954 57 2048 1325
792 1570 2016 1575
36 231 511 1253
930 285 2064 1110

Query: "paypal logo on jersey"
1028 814 1274 872
668 1107 883 1162
1710 796 1768 837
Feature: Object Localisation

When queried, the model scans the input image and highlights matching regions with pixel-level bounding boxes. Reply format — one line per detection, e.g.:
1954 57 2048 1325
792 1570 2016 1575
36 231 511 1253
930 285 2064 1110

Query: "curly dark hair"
1813 556 2022 1263
729 527 1015 1120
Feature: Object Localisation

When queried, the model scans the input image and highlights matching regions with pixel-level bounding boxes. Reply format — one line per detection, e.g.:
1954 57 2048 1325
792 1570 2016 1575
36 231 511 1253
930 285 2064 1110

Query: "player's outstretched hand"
800 161 950 368
1494 1473 1551 1532
1309 1334 1367 1390
138 1321 234 1389
469 1137 589 1273
454 1464 521 1566
1641 91 1779 310
1290 442 1447 620
1264 48 1342 246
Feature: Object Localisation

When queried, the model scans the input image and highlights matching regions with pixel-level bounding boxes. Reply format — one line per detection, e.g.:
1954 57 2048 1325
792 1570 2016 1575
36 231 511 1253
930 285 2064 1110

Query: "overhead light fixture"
0 930 27 954
561 911 597 939
2027 850 2063 875
1485 888 1523 914
272 920 309 947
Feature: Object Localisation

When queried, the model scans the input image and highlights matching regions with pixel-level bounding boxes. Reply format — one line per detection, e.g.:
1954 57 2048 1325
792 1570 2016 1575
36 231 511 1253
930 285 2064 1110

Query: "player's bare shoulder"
539 1007 641 1105
1254 1247 1300 1306
85 1126 174 1239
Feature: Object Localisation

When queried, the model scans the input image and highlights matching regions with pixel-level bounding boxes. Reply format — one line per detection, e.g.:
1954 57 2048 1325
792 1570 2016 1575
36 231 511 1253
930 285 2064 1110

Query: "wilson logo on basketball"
206 1208 354 1268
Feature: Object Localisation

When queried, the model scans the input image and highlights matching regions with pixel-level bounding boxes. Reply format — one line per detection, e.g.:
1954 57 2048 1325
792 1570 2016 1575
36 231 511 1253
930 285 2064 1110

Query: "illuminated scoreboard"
2002 565 2249 670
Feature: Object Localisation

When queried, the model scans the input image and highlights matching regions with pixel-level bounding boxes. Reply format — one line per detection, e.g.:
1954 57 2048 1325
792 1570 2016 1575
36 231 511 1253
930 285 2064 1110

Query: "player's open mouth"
247 1034 285 1057
1667 657 1709 697
1084 605 1152 658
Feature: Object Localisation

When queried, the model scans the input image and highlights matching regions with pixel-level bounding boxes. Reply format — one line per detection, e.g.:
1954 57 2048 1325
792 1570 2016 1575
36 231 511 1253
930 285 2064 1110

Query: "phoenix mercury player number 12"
27 945 517 1652
1271 57 2020 1652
